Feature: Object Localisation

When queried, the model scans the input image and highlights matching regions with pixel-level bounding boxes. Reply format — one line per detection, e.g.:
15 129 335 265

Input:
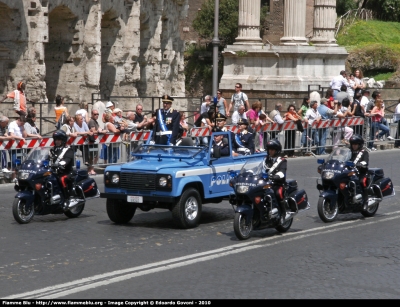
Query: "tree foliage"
337 0 400 22
361 0 400 22
192 0 269 47
336 0 357 16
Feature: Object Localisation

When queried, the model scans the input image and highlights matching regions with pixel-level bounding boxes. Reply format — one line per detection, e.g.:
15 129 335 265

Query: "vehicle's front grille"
120 172 157 191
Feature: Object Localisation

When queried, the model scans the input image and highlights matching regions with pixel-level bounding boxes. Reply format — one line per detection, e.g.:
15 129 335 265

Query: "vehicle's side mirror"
213 146 221 158
317 159 325 164
345 161 355 167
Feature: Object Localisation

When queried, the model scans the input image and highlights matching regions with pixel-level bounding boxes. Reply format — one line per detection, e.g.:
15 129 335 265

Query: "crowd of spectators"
1 72 397 173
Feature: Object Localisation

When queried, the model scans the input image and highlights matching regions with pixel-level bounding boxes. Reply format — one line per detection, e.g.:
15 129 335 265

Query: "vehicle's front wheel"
233 212 253 240
106 199 136 224
12 198 34 224
172 188 202 229
64 202 85 218
317 197 338 223
361 201 380 217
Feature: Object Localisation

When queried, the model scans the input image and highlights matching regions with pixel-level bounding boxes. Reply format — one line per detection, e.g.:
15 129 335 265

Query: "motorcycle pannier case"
375 177 394 198
76 170 89 183
289 189 309 211
369 168 384 182
79 178 99 198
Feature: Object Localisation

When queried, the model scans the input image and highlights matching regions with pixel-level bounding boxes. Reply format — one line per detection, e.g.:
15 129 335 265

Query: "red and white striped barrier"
130 131 151 141
0 138 54 150
189 117 365 137
190 125 238 137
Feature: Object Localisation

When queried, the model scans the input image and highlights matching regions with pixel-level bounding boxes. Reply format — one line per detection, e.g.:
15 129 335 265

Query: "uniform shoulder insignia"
243 131 247 135
170 108 174 112
222 127 227 132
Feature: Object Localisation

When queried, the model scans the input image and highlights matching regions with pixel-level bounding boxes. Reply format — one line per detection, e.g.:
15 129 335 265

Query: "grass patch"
369 72 394 81
337 20 400 54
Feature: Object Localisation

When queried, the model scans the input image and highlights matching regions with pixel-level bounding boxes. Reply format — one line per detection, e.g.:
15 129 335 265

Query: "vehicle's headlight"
159 176 167 187
18 171 30 180
322 171 334 179
111 174 119 184
156 174 172 189
236 185 249 193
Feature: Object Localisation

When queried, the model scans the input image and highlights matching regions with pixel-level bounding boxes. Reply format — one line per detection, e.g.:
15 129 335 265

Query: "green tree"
361 0 400 21
336 0 357 16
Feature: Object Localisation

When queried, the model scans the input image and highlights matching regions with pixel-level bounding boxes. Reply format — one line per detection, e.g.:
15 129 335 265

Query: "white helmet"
105 101 114 108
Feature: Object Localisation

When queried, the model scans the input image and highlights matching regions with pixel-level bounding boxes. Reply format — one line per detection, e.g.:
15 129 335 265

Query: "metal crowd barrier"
0 131 153 178
0 117 398 180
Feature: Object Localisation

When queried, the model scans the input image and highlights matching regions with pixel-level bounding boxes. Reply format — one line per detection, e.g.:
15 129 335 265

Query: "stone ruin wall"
0 0 189 134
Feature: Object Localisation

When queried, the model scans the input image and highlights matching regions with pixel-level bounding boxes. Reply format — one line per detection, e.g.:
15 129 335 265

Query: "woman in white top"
353 69 365 98
24 115 42 139
75 101 90 123
61 115 78 137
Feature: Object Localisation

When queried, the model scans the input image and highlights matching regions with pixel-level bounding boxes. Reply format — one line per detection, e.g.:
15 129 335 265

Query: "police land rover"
100 132 266 229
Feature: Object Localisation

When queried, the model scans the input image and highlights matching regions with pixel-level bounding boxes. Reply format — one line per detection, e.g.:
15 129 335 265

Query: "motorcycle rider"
49 130 80 208
349 134 369 210
263 139 293 221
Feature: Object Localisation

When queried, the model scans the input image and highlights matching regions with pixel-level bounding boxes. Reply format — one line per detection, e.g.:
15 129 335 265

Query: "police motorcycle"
228 157 310 240
12 147 100 224
316 147 394 223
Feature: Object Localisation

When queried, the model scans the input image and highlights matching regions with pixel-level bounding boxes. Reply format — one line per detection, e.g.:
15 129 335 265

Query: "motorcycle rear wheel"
64 203 85 218
12 198 34 224
275 217 293 233
361 202 379 217
233 212 253 240
317 197 338 223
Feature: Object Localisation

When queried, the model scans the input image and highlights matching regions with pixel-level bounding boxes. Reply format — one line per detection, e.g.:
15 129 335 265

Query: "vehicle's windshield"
133 144 205 158
25 147 50 162
239 158 264 176
327 147 352 162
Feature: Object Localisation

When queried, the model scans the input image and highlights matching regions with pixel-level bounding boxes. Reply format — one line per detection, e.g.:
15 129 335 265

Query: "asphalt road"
1 149 400 299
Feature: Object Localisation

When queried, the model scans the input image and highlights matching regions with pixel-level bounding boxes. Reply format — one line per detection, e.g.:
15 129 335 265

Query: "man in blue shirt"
317 98 337 155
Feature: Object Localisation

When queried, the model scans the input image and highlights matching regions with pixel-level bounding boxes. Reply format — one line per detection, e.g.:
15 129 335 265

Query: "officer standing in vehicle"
153 95 180 145
349 134 369 210
263 139 293 222
49 130 79 208
235 118 254 155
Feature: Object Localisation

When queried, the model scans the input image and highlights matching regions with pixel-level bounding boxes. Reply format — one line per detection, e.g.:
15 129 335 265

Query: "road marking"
4 210 400 299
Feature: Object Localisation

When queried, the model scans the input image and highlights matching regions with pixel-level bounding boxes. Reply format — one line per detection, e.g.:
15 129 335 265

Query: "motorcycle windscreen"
79 178 99 198
289 189 310 211
375 177 394 198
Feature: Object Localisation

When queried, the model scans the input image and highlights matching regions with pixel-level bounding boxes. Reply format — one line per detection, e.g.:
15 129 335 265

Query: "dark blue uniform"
153 95 180 145
213 140 230 156
235 130 254 154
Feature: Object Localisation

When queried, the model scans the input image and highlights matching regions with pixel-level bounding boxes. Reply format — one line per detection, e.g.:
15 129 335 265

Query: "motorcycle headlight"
159 176 167 187
18 171 30 180
322 171 334 180
236 185 249 194
111 174 120 184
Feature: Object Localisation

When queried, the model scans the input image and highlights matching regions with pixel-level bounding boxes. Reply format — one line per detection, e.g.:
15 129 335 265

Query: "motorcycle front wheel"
233 212 253 240
12 198 34 224
317 197 338 223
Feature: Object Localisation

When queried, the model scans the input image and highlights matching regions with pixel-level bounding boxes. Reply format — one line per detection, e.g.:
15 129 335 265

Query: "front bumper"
100 193 176 203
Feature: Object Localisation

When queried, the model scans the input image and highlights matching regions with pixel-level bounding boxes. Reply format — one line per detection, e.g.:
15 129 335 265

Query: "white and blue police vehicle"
100 132 266 228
